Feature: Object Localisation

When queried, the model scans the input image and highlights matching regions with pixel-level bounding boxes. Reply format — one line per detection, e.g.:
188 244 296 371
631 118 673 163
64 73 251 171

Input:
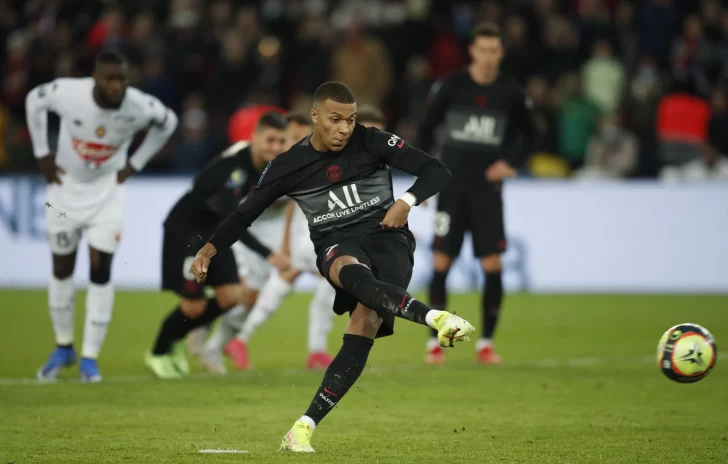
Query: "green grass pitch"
1 290 727 463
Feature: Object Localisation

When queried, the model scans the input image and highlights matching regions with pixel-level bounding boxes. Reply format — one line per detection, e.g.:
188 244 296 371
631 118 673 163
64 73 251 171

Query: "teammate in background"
211 108 387 372
25 51 178 383
416 23 536 365
200 112 335 373
189 82 474 452
145 112 290 379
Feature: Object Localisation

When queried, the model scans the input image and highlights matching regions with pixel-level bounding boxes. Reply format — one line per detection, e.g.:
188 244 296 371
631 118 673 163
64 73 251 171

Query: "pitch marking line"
198 449 249 454
0 355 657 387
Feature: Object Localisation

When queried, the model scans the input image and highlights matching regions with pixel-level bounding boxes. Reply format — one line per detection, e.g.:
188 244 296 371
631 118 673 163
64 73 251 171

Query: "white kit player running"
25 51 178 383
199 111 385 373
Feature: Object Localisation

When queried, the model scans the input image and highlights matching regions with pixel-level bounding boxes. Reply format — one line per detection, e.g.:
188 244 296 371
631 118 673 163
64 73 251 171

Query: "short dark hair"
95 50 127 69
255 111 287 131
313 81 356 105
471 22 502 44
356 105 384 126
286 111 312 126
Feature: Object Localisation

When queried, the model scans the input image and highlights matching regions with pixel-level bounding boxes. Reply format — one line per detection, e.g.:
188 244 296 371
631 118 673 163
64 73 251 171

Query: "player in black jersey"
144 112 291 379
189 82 475 452
417 23 537 365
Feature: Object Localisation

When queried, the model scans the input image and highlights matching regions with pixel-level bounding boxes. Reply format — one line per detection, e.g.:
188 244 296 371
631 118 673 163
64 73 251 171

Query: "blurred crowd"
2 0 728 180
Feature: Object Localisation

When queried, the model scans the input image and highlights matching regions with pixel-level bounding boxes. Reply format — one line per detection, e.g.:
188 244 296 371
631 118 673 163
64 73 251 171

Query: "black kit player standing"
416 23 537 365
144 112 291 379
189 82 475 452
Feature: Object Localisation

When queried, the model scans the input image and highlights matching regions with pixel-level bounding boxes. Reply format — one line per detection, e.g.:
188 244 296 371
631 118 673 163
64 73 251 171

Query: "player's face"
285 121 313 151
469 36 504 75
251 127 287 163
311 100 356 152
360 121 384 130
93 63 128 106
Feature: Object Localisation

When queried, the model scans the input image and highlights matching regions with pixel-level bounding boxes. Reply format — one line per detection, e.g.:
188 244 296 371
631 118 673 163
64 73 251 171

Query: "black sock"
151 299 225 355
483 272 504 339
338 264 431 326
428 270 448 338
304 334 374 424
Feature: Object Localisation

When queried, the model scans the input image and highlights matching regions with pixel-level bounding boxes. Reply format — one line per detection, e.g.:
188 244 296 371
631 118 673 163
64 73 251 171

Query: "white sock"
425 310 443 329
81 282 114 359
236 274 293 342
308 278 335 353
300 415 317 430
204 304 248 353
49 276 76 345
476 338 493 351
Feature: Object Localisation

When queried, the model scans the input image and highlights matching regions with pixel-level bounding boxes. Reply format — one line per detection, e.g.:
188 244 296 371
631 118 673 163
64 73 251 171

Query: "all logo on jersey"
327 164 342 182
451 115 502 145
313 183 381 224
95 125 107 138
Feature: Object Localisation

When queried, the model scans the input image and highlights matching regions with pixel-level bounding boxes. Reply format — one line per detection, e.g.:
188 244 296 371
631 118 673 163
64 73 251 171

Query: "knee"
180 299 207 318
89 250 113 284
330 256 368 287
52 257 75 279
239 286 257 308
216 285 244 309
481 254 502 274
346 304 382 339
433 252 452 273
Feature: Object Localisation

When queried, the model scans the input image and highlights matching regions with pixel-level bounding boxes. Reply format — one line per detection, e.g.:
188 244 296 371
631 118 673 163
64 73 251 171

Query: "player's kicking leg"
280 235 474 452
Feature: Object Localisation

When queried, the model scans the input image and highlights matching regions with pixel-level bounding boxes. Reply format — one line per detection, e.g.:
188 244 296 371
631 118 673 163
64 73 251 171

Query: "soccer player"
417 23 536 365
145 111 290 379
189 82 475 452
25 51 178 383
209 108 387 372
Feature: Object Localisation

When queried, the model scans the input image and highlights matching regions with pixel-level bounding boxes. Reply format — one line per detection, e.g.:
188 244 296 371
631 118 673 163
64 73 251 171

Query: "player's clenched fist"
380 199 411 229
190 243 217 283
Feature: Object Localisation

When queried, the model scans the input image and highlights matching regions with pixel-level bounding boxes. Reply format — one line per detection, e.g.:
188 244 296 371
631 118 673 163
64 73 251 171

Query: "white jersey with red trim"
25 77 176 183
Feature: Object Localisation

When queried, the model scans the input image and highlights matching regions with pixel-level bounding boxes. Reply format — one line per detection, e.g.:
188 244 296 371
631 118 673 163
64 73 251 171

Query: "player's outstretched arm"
25 81 65 184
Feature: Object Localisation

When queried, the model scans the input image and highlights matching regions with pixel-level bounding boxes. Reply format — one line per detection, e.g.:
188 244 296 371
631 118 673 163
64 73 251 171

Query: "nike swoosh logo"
323 387 339 397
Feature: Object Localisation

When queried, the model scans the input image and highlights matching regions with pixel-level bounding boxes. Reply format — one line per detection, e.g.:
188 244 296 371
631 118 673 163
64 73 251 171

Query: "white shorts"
233 216 285 290
289 206 318 273
45 174 125 255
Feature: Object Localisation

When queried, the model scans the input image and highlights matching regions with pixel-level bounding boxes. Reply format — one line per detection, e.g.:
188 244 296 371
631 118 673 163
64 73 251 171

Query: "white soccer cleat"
186 327 209 358
432 312 475 348
199 346 227 375
279 420 315 453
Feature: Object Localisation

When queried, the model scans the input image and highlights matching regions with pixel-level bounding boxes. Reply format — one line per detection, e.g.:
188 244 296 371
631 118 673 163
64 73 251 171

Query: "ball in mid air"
657 323 717 383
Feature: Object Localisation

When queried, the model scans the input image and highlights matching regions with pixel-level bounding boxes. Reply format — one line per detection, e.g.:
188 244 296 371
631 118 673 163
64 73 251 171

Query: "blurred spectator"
671 14 714 96
330 20 393 109
574 113 638 179
659 147 728 182
172 92 218 173
582 39 625 114
500 15 535 84
656 81 711 166
557 73 601 168
541 15 581 83
638 0 677 68
707 87 728 157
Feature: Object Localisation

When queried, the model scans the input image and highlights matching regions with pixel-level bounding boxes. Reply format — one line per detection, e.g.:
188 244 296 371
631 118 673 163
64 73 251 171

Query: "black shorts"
432 182 506 258
161 230 239 299
316 230 415 339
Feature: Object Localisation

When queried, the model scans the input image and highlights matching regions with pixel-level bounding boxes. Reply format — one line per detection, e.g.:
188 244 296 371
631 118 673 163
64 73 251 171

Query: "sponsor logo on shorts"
325 245 338 262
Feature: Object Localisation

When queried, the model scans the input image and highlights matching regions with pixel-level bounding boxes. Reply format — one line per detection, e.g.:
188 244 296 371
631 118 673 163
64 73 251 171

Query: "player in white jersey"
25 51 178 383
198 109 385 372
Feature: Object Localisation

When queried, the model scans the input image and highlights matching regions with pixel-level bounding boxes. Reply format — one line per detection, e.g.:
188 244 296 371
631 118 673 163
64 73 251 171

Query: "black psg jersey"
208 125 452 254
417 69 537 182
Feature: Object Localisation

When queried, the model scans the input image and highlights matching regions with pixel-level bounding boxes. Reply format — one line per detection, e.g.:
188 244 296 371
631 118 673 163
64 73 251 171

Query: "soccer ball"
657 323 717 383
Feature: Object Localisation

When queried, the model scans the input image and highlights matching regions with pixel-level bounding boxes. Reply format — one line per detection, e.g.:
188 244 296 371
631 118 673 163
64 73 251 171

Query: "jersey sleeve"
207 157 291 254
415 77 451 153
25 79 64 158
127 92 178 171
364 127 452 205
